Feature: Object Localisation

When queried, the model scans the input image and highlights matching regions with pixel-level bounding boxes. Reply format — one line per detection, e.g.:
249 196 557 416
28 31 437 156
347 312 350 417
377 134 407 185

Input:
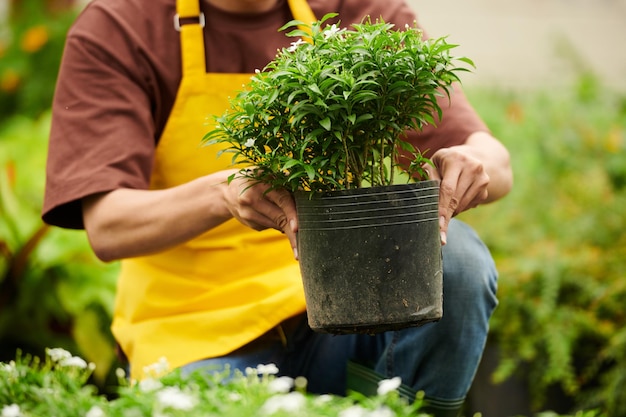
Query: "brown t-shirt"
42 0 488 229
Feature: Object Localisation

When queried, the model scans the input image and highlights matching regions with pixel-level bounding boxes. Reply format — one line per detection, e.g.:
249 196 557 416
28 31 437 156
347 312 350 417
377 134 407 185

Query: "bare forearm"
82 173 234 262
462 131 513 203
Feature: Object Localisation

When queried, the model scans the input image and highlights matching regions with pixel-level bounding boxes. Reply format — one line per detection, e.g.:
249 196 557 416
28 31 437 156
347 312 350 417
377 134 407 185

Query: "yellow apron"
112 0 316 380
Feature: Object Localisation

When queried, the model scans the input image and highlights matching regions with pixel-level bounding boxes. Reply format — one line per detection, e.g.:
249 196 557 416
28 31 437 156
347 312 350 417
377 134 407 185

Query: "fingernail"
293 246 299 260
440 231 447 246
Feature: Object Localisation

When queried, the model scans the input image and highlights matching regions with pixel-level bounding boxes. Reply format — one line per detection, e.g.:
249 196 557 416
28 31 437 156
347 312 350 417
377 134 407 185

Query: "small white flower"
1 404 21 417
314 394 334 405
244 138 256 148
370 406 396 417
377 376 402 396
156 387 196 411
85 405 106 417
256 363 279 375
287 39 306 52
261 392 306 415
46 347 72 362
138 377 163 392
268 376 294 393
115 367 126 379
143 357 169 377
227 392 242 402
294 376 307 390
339 405 369 417
323 23 343 39
60 356 88 369
0 362 16 374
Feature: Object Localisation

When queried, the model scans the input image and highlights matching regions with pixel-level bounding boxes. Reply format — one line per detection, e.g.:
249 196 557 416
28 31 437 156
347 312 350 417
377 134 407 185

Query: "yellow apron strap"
177 0 200 17
175 0 317 76
176 0 205 76
287 0 317 27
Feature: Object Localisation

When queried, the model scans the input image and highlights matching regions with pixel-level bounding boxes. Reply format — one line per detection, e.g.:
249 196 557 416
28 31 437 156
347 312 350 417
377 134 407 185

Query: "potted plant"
204 14 472 334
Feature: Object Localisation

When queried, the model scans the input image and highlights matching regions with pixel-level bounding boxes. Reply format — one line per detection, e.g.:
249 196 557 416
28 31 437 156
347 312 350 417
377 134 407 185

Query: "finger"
238 186 299 258
263 189 299 258
450 168 490 216
263 188 298 233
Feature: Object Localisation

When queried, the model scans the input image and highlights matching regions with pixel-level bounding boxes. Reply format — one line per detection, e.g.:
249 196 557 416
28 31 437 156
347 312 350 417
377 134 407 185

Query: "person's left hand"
423 145 490 245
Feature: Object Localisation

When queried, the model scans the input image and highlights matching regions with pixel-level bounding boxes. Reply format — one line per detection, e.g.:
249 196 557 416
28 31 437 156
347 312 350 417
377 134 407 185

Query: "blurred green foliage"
0 112 120 387
0 0 78 124
0 0 122 388
461 76 626 416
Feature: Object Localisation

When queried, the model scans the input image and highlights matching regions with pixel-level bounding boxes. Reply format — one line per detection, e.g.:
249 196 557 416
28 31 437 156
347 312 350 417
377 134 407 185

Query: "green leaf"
320 117 331 131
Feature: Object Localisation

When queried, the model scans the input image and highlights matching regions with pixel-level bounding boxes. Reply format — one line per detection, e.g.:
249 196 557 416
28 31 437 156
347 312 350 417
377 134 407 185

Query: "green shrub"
460 77 626 416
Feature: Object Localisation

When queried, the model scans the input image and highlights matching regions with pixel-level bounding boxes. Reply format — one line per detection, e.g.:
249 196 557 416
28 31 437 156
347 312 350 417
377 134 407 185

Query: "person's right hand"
222 170 299 259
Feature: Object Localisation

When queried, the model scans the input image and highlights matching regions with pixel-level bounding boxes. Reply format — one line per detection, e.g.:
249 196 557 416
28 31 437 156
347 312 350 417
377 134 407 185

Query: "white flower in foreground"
268 376 294 393
314 394 334 405
377 376 402 396
85 405 105 417
143 356 169 377
294 376 308 390
0 361 16 374
339 405 369 417
228 392 243 402
256 363 279 375
244 138 256 148
156 387 196 411
46 347 72 362
59 356 88 369
261 392 306 415
1 404 21 417
138 377 163 392
115 367 126 379
287 38 306 52
370 406 396 417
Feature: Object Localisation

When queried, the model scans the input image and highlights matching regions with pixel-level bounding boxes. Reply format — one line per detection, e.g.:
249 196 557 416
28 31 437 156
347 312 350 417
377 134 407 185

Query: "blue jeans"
182 219 498 406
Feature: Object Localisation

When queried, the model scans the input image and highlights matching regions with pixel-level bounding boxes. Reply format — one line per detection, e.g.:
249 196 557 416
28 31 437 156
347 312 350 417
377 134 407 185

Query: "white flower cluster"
376 376 402 396
45 347 92 369
1 404 21 417
245 363 279 376
339 405 396 417
261 391 307 415
142 356 170 378
156 386 196 411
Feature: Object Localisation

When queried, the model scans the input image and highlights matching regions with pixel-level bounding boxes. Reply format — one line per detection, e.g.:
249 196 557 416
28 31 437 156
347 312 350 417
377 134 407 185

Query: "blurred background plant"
461 74 626 416
0 0 79 124
1 0 625 416
0 112 121 389
0 0 121 391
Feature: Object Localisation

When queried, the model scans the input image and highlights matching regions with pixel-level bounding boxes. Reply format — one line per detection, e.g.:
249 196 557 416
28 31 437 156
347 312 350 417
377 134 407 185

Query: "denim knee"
442 219 498 317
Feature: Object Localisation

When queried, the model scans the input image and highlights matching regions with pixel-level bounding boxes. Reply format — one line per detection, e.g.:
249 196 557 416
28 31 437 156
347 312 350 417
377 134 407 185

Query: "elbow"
88 234 122 263
489 150 514 202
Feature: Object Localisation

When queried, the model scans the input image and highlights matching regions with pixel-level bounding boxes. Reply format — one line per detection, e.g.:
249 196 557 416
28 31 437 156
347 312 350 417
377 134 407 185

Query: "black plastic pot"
295 180 443 334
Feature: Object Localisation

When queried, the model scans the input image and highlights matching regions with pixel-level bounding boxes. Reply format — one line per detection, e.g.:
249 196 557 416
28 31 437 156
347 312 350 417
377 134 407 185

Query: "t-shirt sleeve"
42 5 158 229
